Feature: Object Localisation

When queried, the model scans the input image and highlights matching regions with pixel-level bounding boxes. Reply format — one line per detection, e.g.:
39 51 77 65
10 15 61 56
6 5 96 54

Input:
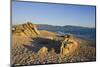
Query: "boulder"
60 35 78 58
37 47 48 61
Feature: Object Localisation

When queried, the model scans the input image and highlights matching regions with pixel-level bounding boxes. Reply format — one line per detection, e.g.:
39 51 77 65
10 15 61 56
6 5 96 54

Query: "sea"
56 29 96 41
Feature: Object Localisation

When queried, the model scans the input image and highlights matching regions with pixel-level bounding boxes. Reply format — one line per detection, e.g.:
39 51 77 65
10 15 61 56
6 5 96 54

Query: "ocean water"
57 29 96 41
37 25 96 41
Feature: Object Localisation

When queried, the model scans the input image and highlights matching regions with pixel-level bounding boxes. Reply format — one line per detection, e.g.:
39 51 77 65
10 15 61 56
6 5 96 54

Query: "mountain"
37 24 95 32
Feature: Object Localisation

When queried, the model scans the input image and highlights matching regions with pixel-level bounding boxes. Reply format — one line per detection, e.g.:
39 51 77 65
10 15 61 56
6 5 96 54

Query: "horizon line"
12 21 95 28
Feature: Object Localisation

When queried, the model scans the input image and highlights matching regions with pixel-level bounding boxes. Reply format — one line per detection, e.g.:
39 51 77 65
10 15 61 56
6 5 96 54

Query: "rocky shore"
11 22 96 66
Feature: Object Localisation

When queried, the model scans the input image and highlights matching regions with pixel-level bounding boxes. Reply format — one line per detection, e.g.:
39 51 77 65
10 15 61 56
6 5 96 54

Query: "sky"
12 1 96 28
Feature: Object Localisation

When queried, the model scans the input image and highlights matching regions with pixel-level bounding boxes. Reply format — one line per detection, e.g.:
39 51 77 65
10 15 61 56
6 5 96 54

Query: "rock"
60 35 78 58
37 47 48 61
12 22 40 37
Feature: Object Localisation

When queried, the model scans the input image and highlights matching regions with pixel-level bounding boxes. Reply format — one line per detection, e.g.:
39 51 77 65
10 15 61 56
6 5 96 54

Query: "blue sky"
12 1 96 28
